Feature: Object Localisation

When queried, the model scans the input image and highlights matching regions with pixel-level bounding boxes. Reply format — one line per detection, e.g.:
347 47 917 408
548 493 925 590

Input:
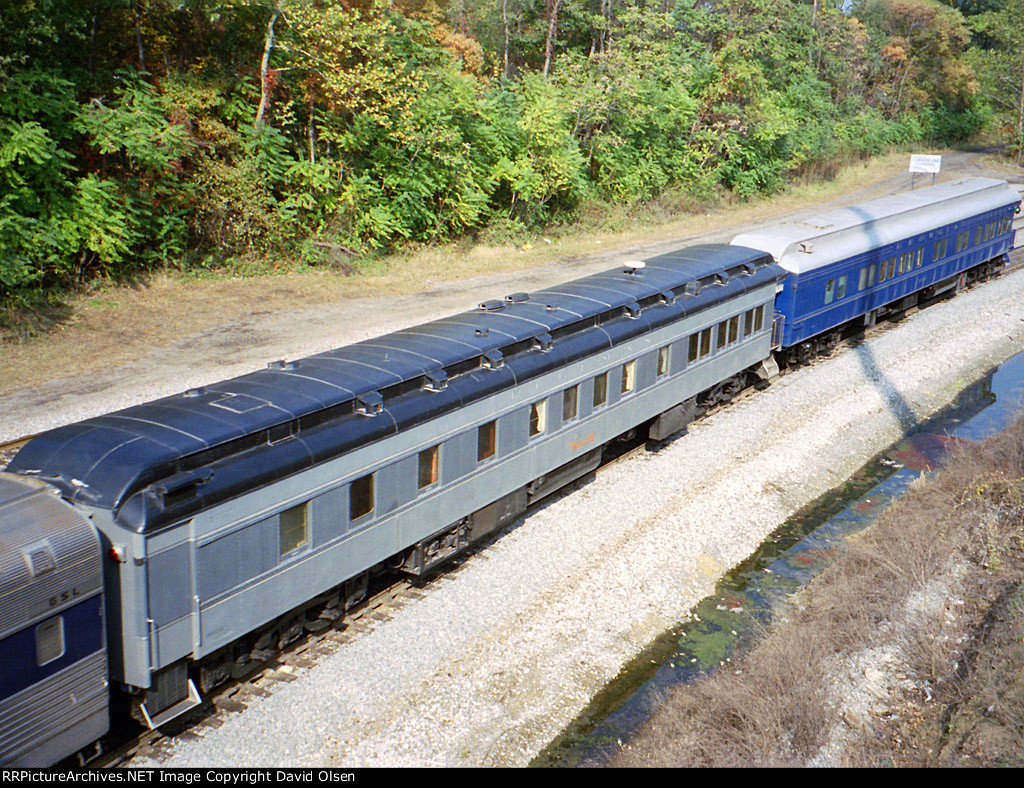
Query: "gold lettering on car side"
570 431 595 451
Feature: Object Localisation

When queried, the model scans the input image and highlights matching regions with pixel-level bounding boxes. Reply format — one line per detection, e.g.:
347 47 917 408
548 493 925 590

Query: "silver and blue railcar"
7 244 784 726
0 473 108 766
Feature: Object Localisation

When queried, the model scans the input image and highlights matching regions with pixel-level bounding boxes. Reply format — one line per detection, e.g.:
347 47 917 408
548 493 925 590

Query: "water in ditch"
533 349 1024 767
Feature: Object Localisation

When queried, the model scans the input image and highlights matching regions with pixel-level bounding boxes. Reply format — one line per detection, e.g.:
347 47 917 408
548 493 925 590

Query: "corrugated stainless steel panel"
0 650 108 767
0 476 34 504
0 476 102 638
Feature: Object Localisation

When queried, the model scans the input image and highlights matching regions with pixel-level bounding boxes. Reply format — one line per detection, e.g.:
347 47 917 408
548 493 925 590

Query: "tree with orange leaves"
857 0 975 117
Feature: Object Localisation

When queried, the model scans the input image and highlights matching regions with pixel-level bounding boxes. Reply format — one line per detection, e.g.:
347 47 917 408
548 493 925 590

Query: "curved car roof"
731 177 1022 274
10 244 782 527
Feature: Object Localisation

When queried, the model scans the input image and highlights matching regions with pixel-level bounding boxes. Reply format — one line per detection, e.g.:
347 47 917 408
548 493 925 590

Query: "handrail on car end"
772 311 785 350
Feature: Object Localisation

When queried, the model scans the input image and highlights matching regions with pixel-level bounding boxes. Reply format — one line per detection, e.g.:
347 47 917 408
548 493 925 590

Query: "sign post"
909 154 941 189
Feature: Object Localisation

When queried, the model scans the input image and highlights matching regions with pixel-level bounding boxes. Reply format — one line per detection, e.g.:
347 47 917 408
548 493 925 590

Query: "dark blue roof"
9 244 782 531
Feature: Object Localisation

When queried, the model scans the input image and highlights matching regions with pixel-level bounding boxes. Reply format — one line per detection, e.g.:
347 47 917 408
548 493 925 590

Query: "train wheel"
793 342 814 366
200 655 232 694
820 331 841 354
277 617 304 649
344 573 369 611
718 376 743 402
305 594 342 632
702 375 743 408
231 654 255 680
249 629 277 663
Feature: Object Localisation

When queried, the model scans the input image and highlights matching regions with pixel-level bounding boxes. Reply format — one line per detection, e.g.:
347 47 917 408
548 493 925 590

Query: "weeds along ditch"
535 349 1024 768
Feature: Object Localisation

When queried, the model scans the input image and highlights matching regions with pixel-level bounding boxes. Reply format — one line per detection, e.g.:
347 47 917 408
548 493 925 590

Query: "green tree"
968 0 1024 162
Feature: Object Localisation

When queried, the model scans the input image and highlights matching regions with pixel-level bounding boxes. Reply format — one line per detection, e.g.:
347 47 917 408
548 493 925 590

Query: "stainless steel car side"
0 474 108 766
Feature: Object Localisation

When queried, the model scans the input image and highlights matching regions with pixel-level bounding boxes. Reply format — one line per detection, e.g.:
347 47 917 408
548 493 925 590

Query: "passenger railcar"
732 177 1020 362
0 475 108 766
7 244 783 730
1 177 1019 766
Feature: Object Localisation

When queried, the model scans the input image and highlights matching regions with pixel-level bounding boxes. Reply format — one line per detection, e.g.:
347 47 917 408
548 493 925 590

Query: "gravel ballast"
119 265 1024 768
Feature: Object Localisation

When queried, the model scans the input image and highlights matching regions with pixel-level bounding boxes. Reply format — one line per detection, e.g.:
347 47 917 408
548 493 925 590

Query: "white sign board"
909 154 942 174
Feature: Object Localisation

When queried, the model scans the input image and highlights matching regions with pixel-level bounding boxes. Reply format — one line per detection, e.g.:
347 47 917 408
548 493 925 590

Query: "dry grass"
616 624 837 767
613 416 1024 768
854 423 1024 768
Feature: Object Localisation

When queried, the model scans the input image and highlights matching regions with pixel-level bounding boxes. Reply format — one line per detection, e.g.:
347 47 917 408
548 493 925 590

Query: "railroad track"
30 234 1024 767
103 560 456 766
0 435 33 469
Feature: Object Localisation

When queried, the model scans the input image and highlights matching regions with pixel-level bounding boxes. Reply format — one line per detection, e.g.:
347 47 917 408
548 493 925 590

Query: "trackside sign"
909 154 942 174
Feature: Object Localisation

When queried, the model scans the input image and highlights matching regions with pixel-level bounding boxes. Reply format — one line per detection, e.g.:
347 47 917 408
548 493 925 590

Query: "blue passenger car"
732 177 1021 354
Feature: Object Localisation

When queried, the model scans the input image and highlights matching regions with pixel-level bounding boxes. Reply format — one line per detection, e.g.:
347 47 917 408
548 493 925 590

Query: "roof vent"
545 304 557 311
267 360 297 370
152 469 213 509
798 242 814 254
356 391 384 416
505 292 530 304
423 370 448 392
479 300 505 312
475 327 489 336
184 387 205 398
268 421 297 444
623 260 646 275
